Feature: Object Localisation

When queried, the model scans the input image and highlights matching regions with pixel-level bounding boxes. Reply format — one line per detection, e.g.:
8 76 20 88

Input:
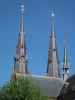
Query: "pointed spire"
13 1 28 75
63 33 70 81
16 2 25 59
47 11 60 78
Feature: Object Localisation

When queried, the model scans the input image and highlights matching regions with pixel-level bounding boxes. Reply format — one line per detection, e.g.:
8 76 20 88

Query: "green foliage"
0 78 48 100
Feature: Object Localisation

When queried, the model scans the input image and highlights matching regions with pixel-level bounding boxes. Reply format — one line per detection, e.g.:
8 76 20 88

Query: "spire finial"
20 0 25 33
51 9 55 17
20 4 24 15
51 9 55 36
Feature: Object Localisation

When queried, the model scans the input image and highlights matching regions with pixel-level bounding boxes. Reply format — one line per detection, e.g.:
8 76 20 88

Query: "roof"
15 73 66 97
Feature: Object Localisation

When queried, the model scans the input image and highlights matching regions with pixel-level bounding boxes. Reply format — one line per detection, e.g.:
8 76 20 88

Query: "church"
11 1 75 100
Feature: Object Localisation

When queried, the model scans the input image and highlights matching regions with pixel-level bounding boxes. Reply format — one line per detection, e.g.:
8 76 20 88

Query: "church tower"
47 12 60 78
12 2 28 78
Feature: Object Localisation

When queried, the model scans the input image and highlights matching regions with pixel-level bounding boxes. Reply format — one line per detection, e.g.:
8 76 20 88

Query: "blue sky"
0 0 75 85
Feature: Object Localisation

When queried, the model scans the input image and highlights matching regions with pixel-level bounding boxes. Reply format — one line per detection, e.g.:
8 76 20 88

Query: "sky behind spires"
0 0 75 85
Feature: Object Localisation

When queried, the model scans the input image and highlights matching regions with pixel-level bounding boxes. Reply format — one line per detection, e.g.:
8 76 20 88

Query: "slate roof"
14 73 66 97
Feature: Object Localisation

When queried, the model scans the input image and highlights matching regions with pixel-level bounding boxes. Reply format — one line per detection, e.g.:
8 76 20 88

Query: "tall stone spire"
63 34 70 81
47 11 60 78
13 2 28 75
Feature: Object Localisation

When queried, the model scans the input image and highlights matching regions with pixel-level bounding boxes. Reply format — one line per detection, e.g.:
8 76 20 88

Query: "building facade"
11 1 73 100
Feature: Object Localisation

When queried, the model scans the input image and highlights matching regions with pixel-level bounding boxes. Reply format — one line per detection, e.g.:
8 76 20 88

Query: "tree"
0 78 48 100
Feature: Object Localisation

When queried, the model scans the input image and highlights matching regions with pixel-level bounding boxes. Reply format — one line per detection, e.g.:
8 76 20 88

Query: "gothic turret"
13 3 28 75
47 12 60 78
63 35 70 81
